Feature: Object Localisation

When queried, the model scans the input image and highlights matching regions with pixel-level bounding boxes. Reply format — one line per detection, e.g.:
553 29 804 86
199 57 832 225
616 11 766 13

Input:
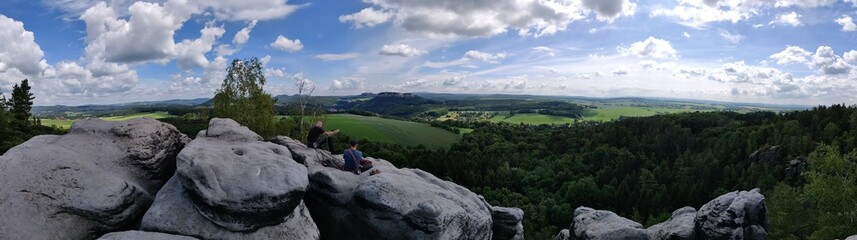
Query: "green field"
581 106 702 121
323 114 461 149
489 113 577 125
40 112 176 129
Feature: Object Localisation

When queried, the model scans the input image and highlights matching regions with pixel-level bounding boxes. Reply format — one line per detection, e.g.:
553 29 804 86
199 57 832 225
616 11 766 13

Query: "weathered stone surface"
305 159 494 240
845 235 857 240
0 118 188 240
571 206 650 240
492 206 524 240
695 188 768 240
555 229 571 240
98 230 199 240
747 145 785 167
141 118 318 239
785 156 809 184
271 136 343 168
141 177 319 240
646 207 697 240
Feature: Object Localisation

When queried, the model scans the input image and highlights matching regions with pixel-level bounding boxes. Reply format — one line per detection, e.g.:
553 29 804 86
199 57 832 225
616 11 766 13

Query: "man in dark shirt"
307 121 338 152
343 140 372 173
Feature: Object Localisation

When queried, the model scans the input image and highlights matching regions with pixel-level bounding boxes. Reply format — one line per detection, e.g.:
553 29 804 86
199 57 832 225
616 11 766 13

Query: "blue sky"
1 0 857 105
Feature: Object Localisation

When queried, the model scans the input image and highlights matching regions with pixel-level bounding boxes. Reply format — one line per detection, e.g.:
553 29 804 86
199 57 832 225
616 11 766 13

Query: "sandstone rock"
305 162 494 239
646 207 696 240
845 235 857 240
492 206 524 240
142 118 318 239
141 177 319 240
571 206 650 240
98 230 199 240
785 156 809 184
0 118 188 240
271 136 342 168
747 145 785 167
695 188 768 240
555 229 571 240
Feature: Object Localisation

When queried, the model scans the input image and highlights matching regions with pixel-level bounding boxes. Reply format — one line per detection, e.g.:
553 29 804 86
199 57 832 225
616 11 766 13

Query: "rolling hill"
322 114 460 149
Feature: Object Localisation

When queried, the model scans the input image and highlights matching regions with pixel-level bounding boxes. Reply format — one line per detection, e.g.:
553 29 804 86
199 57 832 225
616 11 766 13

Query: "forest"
331 105 857 239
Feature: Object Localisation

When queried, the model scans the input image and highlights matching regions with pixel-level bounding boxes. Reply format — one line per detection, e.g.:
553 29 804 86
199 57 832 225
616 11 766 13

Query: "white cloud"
718 29 744 44
330 77 365 90
811 46 852 75
651 0 826 28
774 0 836 8
443 75 465 86
618 36 679 59
174 24 226 70
844 50 857 62
46 0 304 21
581 0 637 22
379 44 426 57
612 66 629 75
769 11 801 27
533 46 556 56
314 53 359 61
639 60 676 71
345 0 603 38
505 76 527 90
338 8 392 28
0 14 48 83
706 61 782 83
464 50 507 62
682 32 690 38
401 79 432 88
233 20 257 45
270 35 303 52
835 15 856 32
769 45 811 65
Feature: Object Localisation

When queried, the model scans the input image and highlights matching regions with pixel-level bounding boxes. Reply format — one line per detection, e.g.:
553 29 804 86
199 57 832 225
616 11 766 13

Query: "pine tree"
213 58 276 138
10 79 34 129
0 91 9 143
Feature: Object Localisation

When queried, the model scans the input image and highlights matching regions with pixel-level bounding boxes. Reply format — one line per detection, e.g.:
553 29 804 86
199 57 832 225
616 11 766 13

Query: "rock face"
0 118 188 240
570 207 650 240
98 230 199 240
785 156 809 185
140 118 318 239
695 189 768 240
747 145 785 167
846 235 857 240
300 152 494 239
555 229 571 240
646 207 697 240
271 136 343 168
492 206 525 240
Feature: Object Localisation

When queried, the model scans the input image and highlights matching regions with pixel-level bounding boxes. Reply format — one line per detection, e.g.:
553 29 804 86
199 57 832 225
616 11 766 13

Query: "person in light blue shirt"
342 140 372 173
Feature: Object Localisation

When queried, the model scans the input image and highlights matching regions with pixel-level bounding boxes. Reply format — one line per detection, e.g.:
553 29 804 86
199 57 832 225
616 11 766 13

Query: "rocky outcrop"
302 156 494 239
747 145 785 167
785 156 809 185
271 136 343 168
98 230 199 240
695 189 767 240
492 206 525 240
0 118 188 240
646 207 696 240
556 189 768 240
846 235 857 240
140 118 318 239
569 207 650 240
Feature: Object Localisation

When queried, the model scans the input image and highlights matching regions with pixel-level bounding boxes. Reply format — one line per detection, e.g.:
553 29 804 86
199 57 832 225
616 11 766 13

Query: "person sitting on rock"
307 120 339 152
342 140 373 174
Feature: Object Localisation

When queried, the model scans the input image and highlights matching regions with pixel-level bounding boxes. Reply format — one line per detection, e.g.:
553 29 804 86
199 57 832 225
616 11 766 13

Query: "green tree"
10 79 34 130
213 58 277 138
0 91 9 144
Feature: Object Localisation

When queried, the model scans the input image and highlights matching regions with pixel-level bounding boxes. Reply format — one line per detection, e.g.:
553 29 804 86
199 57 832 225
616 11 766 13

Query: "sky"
1 0 857 106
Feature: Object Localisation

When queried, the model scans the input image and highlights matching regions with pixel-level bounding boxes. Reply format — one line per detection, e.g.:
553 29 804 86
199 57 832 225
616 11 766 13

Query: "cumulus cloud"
330 77 365 90
342 0 608 38
175 24 226 70
0 14 48 82
339 8 393 28
505 76 527 90
844 50 857 62
401 79 432 88
836 15 856 32
718 29 744 44
533 46 556 56
769 45 811 65
639 60 676 71
651 0 827 28
270 35 303 52
682 32 690 38
811 46 852 75
769 11 801 27
233 20 257 45
379 44 426 57
618 36 679 59
443 75 465 86
581 0 637 22
706 61 782 83
612 66 629 75
463 50 507 62
314 53 359 61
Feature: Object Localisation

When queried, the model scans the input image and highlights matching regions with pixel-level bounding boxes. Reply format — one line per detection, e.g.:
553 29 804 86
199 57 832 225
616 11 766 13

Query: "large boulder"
0 118 188 240
98 230 199 240
570 207 650 240
555 229 571 240
747 145 785 167
271 136 343 168
785 156 809 185
491 206 524 240
695 189 767 240
304 154 494 239
846 235 857 240
646 207 697 240
141 118 318 239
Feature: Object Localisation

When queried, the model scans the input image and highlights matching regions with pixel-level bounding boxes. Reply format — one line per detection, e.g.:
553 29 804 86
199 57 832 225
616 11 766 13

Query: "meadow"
40 112 176 129
323 114 461 149
580 106 693 121
489 113 577 125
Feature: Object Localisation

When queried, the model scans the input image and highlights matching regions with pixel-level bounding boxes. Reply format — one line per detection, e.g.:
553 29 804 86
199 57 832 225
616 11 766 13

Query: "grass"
489 113 577 125
581 106 703 121
322 114 461 149
40 111 176 129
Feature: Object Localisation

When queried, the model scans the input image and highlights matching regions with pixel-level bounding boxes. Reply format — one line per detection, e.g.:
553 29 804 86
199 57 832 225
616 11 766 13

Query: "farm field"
489 113 577 125
40 112 176 129
323 114 461 149
581 106 692 121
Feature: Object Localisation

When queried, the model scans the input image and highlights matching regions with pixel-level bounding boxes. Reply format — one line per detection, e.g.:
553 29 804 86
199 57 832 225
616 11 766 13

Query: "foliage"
322 114 461 149
213 58 277 138
1 79 64 154
769 145 857 240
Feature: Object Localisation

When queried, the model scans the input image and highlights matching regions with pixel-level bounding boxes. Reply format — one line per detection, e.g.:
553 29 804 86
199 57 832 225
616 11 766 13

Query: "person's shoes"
370 169 381 175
